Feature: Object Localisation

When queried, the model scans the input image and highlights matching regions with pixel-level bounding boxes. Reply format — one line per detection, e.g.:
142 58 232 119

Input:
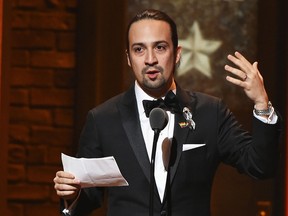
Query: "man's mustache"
142 65 164 74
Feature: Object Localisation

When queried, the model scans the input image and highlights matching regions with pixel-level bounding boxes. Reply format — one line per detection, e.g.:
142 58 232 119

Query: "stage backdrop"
127 1 275 216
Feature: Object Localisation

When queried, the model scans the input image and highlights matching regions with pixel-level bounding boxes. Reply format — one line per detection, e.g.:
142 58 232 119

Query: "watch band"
254 101 273 116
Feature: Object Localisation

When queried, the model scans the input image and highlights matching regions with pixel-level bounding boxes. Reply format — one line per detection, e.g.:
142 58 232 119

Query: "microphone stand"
149 129 160 216
148 107 168 216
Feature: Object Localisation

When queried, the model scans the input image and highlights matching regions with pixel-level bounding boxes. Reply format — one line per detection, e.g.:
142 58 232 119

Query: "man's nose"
145 50 158 65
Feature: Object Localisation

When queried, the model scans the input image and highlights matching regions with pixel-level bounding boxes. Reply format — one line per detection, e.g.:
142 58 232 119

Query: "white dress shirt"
135 81 175 202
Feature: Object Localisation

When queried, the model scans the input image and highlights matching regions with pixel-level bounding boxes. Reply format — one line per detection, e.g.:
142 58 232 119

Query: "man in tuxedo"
54 9 281 216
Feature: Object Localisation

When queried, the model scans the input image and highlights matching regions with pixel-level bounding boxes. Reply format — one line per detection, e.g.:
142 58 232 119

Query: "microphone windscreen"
149 108 168 131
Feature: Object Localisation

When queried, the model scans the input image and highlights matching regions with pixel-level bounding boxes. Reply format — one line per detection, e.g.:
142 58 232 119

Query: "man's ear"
126 50 131 67
175 46 182 65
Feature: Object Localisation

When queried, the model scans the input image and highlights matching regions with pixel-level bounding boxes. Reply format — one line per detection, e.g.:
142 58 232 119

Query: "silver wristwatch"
254 101 273 116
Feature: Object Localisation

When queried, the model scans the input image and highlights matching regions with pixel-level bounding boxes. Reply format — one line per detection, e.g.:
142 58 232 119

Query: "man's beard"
143 75 166 90
141 64 177 91
141 65 166 89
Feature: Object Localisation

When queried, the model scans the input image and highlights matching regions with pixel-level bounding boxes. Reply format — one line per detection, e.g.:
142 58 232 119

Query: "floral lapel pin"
179 107 196 130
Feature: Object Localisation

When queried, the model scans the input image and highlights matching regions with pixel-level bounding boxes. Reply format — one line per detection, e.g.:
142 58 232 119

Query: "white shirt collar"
134 81 177 118
134 81 155 118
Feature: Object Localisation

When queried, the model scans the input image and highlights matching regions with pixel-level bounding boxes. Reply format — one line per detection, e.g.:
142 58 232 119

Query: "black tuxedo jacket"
67 85 280 216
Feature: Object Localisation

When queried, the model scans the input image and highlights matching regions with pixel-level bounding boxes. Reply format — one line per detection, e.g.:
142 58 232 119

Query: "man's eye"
134 47 143 53
156 45 166 51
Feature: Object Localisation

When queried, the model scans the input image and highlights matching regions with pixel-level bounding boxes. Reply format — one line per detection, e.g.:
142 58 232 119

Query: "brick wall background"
8 0 77 215
5 1 287 216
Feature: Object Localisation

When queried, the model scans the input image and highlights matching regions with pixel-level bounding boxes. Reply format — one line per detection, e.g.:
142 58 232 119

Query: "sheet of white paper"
61 153 129 188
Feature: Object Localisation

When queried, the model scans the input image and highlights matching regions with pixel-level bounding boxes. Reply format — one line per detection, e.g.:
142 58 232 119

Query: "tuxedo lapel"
169 87 197 183
117 86 151 182
162 87 197 207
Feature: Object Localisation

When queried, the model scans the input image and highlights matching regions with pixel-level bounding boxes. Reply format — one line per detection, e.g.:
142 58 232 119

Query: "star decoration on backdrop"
177 21 222 78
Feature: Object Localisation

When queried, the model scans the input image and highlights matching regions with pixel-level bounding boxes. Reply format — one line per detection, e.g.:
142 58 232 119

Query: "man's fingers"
54 182 80 191
234 51 254 70
55 171 80 182
54 171 81 200
56 190 75 197
55 184 81 200
53 175 80 185
227 51 255 75
224 64 247 81
56 171 75 179
226 75 246 88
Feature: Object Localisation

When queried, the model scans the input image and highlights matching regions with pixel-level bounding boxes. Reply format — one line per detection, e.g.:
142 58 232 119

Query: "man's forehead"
128 20 171 43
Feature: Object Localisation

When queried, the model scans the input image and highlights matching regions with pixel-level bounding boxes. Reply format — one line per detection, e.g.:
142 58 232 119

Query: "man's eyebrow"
131 42 145 47
131 40 169 47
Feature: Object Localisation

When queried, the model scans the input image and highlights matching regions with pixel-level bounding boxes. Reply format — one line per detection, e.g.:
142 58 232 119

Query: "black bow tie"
142 90 182 117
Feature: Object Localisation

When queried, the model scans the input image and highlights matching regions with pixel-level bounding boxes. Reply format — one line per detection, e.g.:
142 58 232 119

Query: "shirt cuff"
253 106 278 124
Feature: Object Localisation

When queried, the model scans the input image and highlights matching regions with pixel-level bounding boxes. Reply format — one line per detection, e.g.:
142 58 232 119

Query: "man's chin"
143 82 165 91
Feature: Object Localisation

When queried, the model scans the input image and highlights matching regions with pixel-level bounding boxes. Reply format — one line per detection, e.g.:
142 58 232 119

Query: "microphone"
149 107 168 132
148 108 168 216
